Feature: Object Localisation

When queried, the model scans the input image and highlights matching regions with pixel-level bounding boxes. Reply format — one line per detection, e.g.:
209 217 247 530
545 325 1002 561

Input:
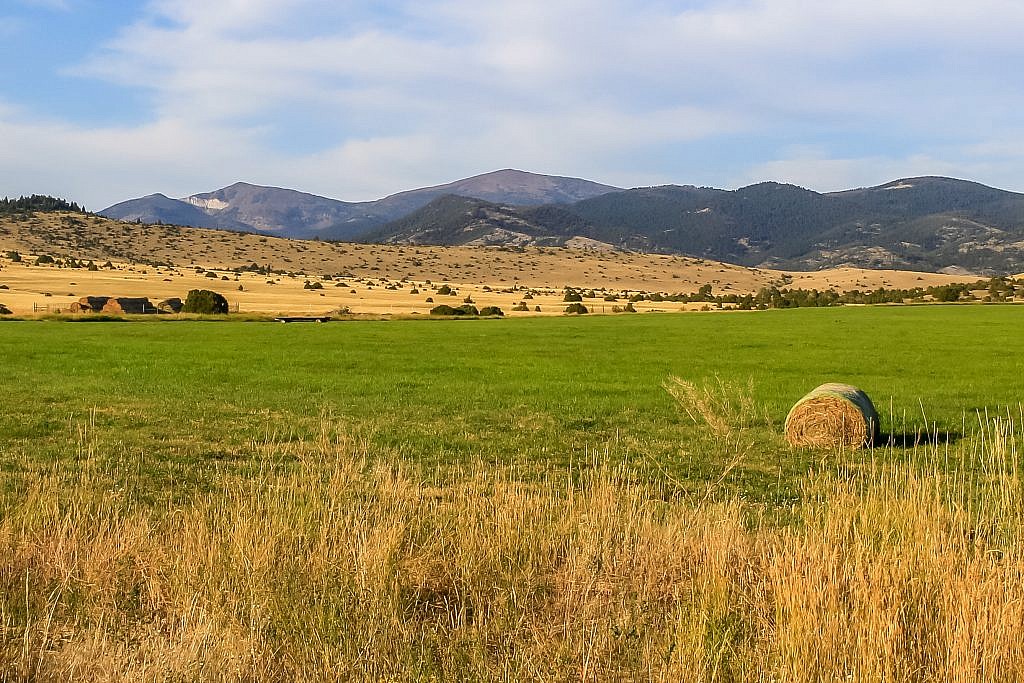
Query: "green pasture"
2 305 1022 505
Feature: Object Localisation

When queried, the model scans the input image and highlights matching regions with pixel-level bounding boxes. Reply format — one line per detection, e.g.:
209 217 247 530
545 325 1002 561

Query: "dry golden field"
0 212 971 316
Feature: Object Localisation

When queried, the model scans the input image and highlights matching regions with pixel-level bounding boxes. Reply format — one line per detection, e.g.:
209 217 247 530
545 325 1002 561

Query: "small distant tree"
182 289 229 314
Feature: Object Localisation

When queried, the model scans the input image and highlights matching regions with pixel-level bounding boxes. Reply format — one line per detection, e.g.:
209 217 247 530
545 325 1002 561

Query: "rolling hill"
365 177 1024 274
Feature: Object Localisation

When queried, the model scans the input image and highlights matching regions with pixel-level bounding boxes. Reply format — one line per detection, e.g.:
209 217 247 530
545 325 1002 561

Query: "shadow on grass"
881 430 963 448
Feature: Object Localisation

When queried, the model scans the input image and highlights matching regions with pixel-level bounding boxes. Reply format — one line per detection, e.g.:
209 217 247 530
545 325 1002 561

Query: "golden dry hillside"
0 211 973 316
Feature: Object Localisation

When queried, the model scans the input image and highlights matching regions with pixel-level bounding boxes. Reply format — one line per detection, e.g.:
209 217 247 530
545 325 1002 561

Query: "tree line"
0 195 85 214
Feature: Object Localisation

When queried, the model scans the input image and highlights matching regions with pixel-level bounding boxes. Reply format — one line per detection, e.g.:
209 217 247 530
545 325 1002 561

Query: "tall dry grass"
2 413 1024 681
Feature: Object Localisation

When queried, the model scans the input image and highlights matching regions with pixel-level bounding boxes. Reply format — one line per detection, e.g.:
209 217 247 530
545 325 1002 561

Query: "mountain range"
100 169 619 241
100 170 1024 274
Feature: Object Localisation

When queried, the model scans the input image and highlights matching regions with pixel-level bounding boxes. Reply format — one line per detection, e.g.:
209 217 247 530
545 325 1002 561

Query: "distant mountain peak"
100 169 621 240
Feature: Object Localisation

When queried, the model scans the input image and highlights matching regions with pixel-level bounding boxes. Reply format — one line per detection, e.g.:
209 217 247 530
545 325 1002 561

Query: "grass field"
3 305 1024 679
2 305 1022 499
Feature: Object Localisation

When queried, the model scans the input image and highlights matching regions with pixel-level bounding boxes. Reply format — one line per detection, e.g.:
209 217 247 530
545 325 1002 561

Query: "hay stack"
70 296 110 313
157 297 183 313
102 297 154 314
784 383 880 449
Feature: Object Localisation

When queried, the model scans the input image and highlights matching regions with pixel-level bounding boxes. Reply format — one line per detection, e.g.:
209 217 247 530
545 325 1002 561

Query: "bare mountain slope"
100 170 621 240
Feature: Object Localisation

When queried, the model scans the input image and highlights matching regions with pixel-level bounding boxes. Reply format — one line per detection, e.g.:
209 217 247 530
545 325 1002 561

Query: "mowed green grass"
2 305 1022 504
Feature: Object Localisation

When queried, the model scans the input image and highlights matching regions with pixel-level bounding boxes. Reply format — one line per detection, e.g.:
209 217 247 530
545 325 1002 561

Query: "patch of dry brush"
3 419 1024 681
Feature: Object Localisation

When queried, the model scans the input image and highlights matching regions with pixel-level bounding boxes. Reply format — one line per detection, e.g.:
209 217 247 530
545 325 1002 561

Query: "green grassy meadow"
5 305 1024 680
2 305 1022 503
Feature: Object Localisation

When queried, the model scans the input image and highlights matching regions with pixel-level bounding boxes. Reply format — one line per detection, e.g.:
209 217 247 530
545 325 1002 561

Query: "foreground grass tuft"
3 416 1024 681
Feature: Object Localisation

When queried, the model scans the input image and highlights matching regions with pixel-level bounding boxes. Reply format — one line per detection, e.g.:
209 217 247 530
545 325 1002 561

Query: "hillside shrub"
0 304 11 315
182 289 229 314
564 303 588 314
35 254 55 265
430 304 479 316
437 285 453 295
563 289 583 302
479 306 504 316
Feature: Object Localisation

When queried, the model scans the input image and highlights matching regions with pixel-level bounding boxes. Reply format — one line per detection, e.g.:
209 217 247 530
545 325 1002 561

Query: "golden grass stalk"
2 419 1024 680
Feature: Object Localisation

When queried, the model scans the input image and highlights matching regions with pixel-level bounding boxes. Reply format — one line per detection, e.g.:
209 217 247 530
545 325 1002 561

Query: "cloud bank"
3 0 1024 207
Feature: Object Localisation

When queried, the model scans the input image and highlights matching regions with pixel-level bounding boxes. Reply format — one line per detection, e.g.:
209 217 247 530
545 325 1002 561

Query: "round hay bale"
784 383 880 449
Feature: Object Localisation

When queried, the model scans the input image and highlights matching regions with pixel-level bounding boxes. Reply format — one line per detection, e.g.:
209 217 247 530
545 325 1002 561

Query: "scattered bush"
479 306 504 316
512 302 529 311
430 304 479 316
0 304 11 315
181 289 229 314
564 303 588 314
304 281 324 290
437 284 453 295
5 251 21 262
205 271 219 278
563 289 583 302
35 254 55 265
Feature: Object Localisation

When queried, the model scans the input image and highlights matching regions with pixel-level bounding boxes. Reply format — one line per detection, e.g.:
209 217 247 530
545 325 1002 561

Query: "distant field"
2 305 1022 502
0 211 973 316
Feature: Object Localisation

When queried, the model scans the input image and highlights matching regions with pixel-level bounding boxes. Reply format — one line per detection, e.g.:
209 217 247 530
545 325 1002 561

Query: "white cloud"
8 0 1024 205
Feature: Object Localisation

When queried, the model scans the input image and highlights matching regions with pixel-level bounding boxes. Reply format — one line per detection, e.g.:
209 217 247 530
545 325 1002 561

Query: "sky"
3 0 1024 210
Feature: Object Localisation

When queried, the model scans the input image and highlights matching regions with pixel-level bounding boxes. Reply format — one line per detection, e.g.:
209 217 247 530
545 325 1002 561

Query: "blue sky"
3 0 1024 209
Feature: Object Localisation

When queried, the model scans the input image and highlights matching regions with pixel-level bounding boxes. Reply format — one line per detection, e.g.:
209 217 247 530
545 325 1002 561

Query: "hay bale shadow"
882 430 962 447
